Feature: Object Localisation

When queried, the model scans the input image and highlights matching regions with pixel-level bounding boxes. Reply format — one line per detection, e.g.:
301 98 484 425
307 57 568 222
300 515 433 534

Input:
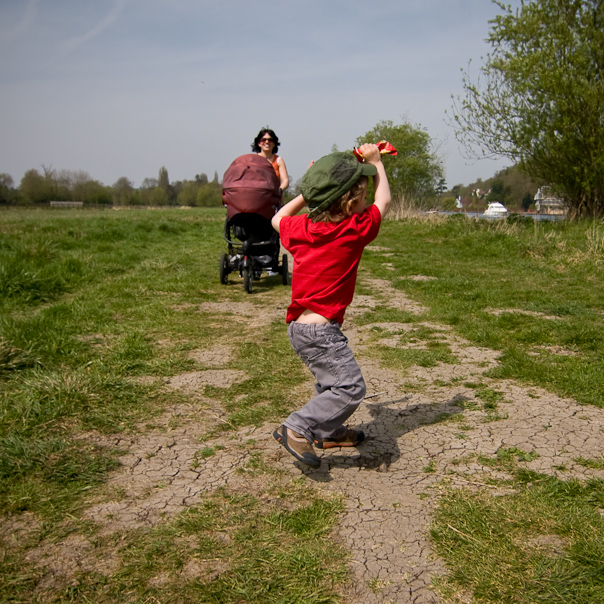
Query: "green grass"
0 207 347 603
2 207 604 602
431 467 604 603
2 486 347 604
364 215 604 407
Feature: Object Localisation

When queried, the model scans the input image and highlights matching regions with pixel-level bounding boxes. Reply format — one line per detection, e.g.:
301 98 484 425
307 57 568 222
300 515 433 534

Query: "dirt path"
25 273 604 603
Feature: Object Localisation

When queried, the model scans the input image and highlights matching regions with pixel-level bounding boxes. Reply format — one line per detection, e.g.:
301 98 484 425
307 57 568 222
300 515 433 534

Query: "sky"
0 0 522 190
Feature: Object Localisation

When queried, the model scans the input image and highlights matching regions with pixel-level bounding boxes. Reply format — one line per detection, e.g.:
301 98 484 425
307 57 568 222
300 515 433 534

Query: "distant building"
534 187 566 215
472 188 486 199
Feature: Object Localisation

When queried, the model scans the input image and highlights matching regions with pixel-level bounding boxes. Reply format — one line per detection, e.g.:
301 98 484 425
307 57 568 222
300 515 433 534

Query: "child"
271 143 391 468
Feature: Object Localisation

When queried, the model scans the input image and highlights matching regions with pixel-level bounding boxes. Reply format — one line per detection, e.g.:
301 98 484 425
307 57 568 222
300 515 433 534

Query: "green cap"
301 151 377 218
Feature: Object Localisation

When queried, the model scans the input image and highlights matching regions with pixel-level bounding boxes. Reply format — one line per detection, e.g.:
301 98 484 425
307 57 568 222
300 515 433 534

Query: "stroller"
220 154 289 293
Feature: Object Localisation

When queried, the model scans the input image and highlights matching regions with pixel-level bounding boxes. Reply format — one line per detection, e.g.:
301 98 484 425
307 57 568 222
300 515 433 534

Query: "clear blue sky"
0 0 522 190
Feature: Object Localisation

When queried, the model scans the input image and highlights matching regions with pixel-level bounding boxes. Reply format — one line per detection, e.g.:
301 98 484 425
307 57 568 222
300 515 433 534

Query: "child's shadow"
301 395 468 482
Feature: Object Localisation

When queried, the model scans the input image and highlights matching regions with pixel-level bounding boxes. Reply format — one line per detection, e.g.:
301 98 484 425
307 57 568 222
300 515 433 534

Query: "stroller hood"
222 154 281 222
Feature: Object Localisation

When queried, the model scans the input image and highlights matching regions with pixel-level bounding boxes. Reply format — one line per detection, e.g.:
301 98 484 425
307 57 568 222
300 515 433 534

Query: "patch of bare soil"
197 297 289 329
486 307 563 321
364 277 426 315
530 345 579 357
401 274 437 282
166 369 247 392
25 533 121 593
188 344 234 366
0 512 40 549
520 534 568 557
366 246 392 252
15 272 604 603
198 301 257 316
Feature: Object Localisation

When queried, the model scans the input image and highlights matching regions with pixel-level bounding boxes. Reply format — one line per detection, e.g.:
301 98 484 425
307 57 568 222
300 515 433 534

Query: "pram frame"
220 215 289 293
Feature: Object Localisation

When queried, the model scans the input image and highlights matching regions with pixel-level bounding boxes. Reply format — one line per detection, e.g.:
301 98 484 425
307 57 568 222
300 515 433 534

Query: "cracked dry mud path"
36 274 604 603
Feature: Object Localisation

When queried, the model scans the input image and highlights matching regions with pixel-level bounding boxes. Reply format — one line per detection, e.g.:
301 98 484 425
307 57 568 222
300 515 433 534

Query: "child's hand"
357 143 381 165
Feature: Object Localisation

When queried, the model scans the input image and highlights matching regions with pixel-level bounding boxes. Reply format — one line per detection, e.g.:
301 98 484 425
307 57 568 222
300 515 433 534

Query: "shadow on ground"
298 396 466 481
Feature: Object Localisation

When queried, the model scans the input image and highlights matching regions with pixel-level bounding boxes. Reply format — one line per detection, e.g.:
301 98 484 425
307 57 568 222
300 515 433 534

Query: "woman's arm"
278 156 289 191
271 194 306 233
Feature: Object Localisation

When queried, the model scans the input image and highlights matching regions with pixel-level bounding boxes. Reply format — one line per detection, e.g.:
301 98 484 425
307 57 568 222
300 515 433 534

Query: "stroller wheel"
281 254 289 286
219 253 229 285
243 265 253 294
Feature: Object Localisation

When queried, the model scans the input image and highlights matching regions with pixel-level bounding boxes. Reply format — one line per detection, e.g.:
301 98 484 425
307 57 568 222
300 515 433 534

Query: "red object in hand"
353 140 398 162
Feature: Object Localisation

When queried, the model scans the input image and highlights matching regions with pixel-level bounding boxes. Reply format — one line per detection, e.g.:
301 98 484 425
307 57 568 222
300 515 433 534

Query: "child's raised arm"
357 143 392 218
271 194 306 233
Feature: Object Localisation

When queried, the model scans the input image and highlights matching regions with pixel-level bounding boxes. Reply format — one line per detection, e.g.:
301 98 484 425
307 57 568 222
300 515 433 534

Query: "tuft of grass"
574 456 604 470
473 386 504 406
0 437 121 516
423 460 437 473
476 447 540 472
374 341 457 371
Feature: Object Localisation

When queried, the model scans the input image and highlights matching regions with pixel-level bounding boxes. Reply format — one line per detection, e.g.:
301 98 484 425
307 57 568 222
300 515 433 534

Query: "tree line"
1 118 447 212
0 165 225 208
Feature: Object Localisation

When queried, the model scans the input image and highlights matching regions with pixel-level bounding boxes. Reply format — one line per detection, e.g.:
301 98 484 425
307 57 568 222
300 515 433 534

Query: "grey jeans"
284 321 366 442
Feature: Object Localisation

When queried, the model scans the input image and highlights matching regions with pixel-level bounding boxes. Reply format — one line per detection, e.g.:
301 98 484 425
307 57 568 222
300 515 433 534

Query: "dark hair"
252 128 280 153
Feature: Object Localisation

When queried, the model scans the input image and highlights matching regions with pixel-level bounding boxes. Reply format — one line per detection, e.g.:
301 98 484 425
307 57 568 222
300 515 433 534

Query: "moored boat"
483 202 508 217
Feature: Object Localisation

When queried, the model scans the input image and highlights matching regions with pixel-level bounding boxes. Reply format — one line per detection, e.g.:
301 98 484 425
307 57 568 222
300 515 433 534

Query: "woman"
252 128 289 193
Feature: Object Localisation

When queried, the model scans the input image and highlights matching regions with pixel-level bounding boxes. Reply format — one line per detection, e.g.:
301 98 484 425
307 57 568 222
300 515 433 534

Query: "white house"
534 187 566 215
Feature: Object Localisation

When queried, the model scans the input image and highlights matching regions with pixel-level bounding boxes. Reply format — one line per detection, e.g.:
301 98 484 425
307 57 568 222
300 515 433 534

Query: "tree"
149 187 170 206
196 182 222 207
112 177 137 205
55 169 109 204
0 173 14 204
521 192 534 211
177 181 200 207
158 166 175 203
88 181 112 204
20 169 56 204
158 166 169 191
451 0 604 218
356 119 444 213
436 177 447 197
141 177 158 189
441 197 458 211
486 178 505 202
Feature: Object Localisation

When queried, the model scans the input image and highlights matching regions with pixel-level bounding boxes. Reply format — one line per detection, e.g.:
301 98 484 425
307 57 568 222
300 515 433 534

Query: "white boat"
483 202 508 217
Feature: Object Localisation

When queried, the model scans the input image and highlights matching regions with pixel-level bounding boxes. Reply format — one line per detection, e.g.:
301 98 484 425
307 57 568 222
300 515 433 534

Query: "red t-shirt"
279 204 382 324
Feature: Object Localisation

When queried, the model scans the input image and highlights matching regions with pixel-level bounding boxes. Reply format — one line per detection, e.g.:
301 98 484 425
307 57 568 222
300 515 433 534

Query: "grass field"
1 206 604 603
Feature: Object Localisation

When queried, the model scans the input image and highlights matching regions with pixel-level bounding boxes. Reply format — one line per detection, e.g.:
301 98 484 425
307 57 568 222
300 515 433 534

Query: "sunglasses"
260 137 274 143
